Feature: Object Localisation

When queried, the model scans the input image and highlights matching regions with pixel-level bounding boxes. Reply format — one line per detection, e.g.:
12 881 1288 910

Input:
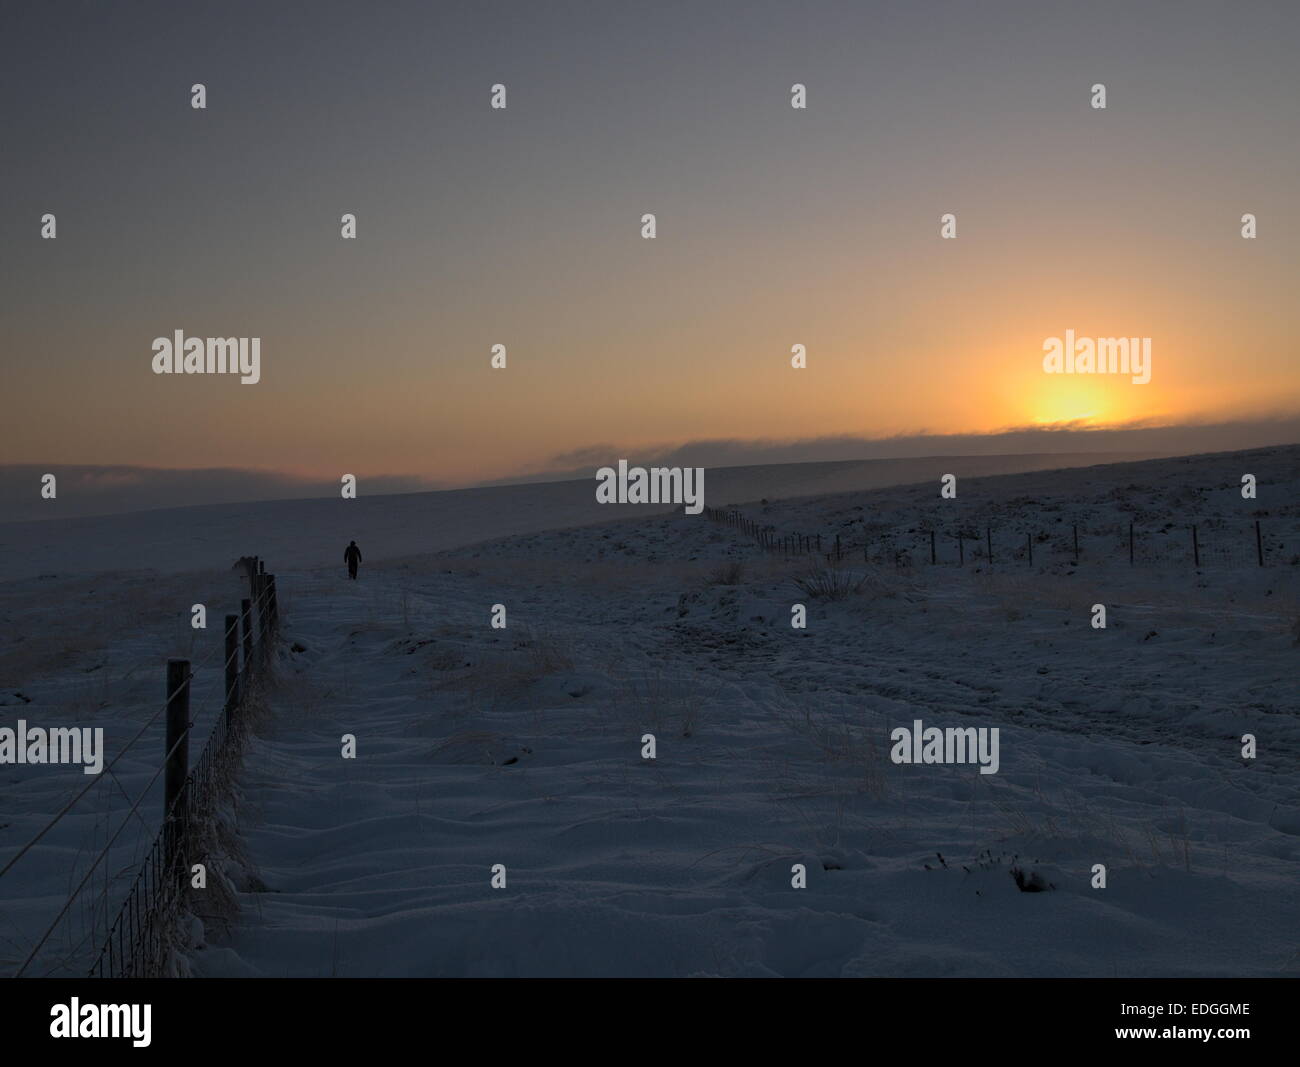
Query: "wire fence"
1 559 280 979
703 507 1292 571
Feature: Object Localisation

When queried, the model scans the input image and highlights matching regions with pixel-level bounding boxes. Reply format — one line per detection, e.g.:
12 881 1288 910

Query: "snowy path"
198 565 805 977
196 502 1300 977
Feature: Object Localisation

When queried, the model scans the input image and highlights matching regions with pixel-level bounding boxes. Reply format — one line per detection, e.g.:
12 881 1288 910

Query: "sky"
3 0 1298 495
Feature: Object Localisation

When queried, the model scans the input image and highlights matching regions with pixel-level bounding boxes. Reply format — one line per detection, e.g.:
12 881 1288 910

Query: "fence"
87 560 279 978
1 557 280 979
703 507 1288 571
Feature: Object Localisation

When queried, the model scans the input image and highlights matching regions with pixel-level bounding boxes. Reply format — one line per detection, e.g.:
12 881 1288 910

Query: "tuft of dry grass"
515 625 575 676
790 562 871 601
610 667 724 739
776 704 888 800
428 625 576 713
706 560 746 586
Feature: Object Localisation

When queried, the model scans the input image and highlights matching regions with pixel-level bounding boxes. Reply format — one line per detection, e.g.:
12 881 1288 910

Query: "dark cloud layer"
501 415 1300 484
4 416 1296 522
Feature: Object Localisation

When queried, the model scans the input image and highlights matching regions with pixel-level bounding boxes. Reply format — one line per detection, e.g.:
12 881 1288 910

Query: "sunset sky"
4 0 1298 487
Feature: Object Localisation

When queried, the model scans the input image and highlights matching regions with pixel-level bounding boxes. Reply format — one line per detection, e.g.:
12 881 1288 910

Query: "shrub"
791 563 869 600
707 560 746 586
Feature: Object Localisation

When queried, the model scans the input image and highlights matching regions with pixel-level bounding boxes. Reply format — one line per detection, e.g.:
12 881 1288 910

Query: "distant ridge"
0 451 1164 525
5 447 1295 582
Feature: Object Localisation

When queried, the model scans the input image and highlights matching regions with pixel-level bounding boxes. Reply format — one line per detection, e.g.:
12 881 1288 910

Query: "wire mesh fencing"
84 567 279 979
1 560 280 979
704 507 1292 572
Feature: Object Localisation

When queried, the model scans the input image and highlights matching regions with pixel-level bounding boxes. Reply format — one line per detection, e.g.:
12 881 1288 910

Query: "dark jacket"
344 544 362 565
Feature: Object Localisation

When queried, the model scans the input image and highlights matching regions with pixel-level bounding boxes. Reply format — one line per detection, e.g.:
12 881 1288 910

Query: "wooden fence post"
930 530 936 565
1026 532 1032 566
958 531 964 566
835 534 841 562
240 597 254 670
986 526 992 565
163 660 191 884
1256 520 1264 567
224 614 240 723
1129 523 1134 566
1073 523 1079 564
267 575 278 629
255 574 270 645
1192 524 1200 568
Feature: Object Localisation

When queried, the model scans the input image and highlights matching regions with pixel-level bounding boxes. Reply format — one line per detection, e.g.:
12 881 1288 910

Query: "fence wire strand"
4 567 278 979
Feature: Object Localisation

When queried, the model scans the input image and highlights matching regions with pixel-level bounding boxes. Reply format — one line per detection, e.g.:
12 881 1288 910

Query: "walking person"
344 540 363 580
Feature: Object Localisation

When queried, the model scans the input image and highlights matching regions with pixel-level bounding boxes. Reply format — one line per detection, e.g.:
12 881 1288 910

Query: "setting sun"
1023 378 1130 429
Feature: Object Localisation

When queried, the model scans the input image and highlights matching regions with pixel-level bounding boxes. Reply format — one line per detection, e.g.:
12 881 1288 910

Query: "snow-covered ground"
2 447 1297 976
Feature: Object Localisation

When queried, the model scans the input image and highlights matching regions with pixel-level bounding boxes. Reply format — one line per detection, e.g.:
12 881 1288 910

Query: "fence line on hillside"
703 507 1288 571
3 558 280 979
86 560 279 978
